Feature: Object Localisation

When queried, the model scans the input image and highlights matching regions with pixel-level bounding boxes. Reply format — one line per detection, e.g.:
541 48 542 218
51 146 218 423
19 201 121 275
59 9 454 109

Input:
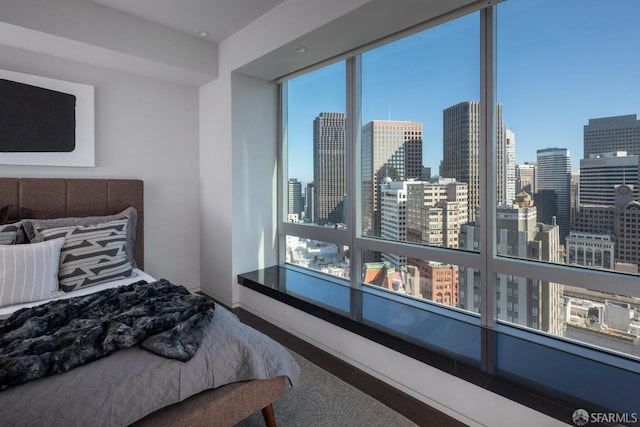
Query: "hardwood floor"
232 307 467 427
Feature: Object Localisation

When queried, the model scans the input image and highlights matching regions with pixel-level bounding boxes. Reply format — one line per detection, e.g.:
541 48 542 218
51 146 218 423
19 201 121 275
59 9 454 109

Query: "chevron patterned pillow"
23 206 138 268
37 218 135 292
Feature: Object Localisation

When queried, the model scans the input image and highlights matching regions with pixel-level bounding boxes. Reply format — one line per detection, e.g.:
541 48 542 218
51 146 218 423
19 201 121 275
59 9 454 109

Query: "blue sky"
287 0 640 185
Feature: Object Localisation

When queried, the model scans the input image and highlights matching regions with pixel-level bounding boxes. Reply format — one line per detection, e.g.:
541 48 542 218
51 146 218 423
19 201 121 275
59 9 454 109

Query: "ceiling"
0 0 479 84
87 0 285 43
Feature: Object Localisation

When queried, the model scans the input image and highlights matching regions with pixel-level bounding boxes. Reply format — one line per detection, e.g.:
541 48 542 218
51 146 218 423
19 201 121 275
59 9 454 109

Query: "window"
492 0 640 353
284 61 346 229
283 62 349 281
361 19 477 251
276 0 640 418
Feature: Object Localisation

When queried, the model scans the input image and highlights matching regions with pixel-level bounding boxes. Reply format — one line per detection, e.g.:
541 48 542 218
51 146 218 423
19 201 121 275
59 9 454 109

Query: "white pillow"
0 238 65 308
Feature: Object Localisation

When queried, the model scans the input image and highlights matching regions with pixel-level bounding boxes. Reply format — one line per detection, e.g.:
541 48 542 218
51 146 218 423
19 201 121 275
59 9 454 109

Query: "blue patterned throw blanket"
0 279 215 391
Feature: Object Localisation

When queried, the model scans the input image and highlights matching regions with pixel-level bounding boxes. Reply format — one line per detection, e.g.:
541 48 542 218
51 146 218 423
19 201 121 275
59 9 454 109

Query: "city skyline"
286 0 640 185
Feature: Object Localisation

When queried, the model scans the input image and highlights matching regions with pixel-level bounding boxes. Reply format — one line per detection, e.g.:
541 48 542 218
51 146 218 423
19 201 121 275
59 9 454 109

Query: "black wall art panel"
0 68 94 167
0 79 76 152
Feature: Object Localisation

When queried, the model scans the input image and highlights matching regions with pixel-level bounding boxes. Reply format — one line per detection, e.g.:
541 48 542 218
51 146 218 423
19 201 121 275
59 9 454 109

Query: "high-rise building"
287 178 302 221
584 114 640 158
313 112 346 225
379 177 468 267
613 184 640 273
421 167 432 181
578 151 639 206
405 178 468 249
516 162 537 195
442 102 506 221
362 120 423 238
459 205 564 335
380 179 408 270
573 184 640 273
571 170 580 225
573 205 615 235
536 148 571 242
305 182 315 223
505 128 516 205
532 189 557 229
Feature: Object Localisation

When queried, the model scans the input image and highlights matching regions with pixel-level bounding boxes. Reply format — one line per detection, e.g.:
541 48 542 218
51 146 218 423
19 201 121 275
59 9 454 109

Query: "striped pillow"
0 223 22 245
37 218 135 292
0 238 65 308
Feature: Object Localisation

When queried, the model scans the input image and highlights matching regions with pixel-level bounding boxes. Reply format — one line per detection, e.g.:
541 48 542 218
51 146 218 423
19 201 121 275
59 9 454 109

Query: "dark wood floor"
232 307 467 427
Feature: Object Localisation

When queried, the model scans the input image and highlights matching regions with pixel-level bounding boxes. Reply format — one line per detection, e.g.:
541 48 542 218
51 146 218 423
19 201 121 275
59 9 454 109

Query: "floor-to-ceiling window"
282 61 350 283
276 0 640 418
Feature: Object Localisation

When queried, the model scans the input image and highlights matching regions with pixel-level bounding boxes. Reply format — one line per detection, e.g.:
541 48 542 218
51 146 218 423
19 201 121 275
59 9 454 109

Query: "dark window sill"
238 265 637 426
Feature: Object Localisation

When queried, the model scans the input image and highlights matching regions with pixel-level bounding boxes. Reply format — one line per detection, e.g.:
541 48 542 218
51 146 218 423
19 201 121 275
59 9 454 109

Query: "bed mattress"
0 273 300 426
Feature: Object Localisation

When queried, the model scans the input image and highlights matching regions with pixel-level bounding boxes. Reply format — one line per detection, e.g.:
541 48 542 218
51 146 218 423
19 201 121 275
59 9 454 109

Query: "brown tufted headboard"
0 178 144 269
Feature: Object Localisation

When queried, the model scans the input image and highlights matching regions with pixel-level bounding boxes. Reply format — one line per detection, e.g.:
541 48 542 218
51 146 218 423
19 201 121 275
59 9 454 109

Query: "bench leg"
261 404 277 427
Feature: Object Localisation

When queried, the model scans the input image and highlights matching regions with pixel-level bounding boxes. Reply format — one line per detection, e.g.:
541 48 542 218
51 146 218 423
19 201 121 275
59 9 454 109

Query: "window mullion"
347 55 363 320
480 5 497 373
278 81 288 266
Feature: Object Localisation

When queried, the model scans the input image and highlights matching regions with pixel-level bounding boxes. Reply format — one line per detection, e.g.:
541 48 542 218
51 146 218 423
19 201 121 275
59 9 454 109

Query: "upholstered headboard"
0 178 144 269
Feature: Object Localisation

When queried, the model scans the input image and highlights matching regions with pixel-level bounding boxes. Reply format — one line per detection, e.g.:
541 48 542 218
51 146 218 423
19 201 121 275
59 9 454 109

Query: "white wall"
231 72 279 289
199 75 233 301
199 72 278 303
0 44 201 287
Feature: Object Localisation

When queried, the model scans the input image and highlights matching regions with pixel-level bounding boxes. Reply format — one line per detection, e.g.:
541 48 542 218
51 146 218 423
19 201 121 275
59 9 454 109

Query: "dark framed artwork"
0 69 94 167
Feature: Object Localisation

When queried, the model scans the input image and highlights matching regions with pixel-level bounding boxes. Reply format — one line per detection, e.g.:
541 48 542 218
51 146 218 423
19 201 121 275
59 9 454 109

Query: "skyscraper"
505 128 516 205
584 114 640 158
287 178 302 221
579 151 639 206
362 120 423 238
572 184 640 273
380 179 409 270
405 178 468 249
613 184 640 273
536 148 571 242
441 101 506 221
516 162 537 195
313 112 346 225
305 182 315 223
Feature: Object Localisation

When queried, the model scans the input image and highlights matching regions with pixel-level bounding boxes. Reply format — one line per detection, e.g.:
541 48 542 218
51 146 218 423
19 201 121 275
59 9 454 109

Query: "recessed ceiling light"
197 31 210 38
294 45 308 54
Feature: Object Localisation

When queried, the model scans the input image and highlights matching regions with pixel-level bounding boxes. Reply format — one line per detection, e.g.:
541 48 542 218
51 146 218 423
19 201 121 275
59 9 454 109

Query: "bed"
0 177 300 427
